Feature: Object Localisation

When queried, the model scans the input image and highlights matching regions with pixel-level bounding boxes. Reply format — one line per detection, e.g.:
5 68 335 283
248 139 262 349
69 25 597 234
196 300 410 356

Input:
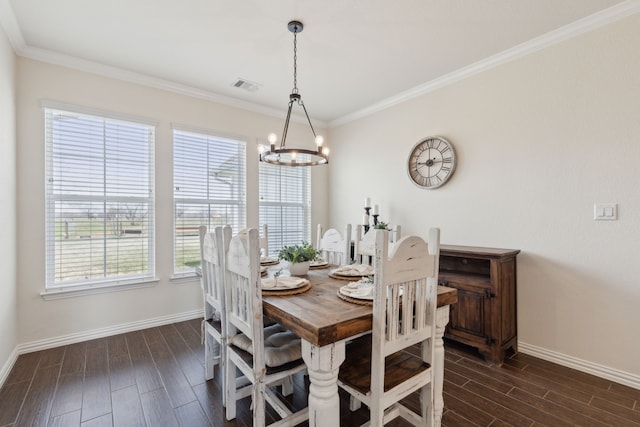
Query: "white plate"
339 282 374 300
331 264 374 277
310 260 329 267
260 257 279 266
261 276 308 291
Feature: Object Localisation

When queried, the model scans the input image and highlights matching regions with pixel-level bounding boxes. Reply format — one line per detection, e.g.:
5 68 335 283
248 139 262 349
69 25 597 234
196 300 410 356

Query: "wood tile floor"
1 318 639 426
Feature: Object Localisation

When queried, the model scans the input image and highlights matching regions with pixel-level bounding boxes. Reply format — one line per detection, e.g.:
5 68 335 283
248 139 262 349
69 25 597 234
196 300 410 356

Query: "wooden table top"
262 267 458 347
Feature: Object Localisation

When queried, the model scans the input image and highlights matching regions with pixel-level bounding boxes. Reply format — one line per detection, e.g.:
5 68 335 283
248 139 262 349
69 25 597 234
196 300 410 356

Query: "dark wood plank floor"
1 318 639 426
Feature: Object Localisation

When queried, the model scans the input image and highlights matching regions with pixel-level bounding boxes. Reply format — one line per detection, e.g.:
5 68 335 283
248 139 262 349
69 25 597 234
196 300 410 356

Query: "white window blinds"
44 108 155 289
173 129 246 273
259 163 311 257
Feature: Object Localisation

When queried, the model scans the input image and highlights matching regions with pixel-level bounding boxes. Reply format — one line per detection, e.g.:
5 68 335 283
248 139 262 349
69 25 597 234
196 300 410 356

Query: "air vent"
231 78 261 92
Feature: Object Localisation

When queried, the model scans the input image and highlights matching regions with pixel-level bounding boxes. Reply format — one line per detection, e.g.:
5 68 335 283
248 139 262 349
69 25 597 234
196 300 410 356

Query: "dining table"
262 265 458 427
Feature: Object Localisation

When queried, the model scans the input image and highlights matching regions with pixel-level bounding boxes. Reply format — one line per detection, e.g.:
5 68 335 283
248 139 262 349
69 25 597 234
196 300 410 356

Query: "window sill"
170 272 200 284
41 277 160 300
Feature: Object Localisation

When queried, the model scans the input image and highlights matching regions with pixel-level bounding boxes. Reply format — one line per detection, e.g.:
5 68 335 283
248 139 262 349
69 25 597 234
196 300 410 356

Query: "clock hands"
416 157 442 168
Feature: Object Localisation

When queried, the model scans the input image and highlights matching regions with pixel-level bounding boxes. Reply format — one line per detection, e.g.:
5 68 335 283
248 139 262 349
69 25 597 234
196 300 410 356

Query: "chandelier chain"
292 30 298 94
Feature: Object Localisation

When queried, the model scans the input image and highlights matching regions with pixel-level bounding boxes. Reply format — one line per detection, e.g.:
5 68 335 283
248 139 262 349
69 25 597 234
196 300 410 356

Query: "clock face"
407 136 456 189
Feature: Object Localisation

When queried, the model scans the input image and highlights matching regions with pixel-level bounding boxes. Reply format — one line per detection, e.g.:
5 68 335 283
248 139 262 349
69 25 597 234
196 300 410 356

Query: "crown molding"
0 0 328 129
0 0 25 50
19 45 329 127
2 0 637 130
330 0 640 128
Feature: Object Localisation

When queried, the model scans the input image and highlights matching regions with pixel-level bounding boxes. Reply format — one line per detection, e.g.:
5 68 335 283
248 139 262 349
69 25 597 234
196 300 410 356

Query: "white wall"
328 14 640 378
0 25 17 378
16 58 329 345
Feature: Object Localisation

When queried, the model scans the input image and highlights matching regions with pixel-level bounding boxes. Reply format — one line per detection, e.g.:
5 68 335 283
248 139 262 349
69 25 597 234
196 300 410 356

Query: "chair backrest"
353 224 403 264
316 224 352 265
353 225 375 265
202 225 232 320
259 224 269 257
369 228 440 388
224 228 265 368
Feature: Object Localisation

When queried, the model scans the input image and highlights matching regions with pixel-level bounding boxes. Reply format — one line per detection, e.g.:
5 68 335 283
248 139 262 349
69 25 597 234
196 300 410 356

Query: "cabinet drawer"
440 255 490 276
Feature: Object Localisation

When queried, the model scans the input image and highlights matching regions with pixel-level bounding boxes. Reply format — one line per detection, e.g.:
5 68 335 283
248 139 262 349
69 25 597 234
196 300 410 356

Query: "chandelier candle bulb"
365 197 371 208
373 204 379 215
268 133 277 152
315 135 324 154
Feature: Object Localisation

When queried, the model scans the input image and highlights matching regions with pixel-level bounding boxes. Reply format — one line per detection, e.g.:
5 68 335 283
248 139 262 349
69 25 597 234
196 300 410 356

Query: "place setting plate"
261 276 311 295
309 258 329 269
329 264 374 281
260 257 280 266
337 279 374 305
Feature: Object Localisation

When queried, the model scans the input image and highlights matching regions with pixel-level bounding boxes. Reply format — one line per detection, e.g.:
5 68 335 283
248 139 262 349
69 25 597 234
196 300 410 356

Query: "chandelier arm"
299 101 318 139
280 99 294 149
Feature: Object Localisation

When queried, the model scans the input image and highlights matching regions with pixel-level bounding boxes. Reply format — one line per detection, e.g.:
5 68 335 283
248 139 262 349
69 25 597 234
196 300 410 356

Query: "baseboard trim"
1 309 204 389
16 309 203 356
519 341 640 390
0 347 19 388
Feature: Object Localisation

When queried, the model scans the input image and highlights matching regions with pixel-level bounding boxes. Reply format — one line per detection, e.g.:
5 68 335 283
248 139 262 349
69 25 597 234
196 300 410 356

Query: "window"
259 163 311 256
173 129 246 274
44 106 155 290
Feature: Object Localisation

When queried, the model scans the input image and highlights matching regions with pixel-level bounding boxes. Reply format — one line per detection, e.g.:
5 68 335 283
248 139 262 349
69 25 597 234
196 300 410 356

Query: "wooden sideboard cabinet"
438 245 520 364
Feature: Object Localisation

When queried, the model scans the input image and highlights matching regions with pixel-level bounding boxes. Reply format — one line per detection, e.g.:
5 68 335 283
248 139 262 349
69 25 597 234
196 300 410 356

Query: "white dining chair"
202 225 231 394
338 228 440 426
316 224 352 265
223 228 308 426
353 224 402 265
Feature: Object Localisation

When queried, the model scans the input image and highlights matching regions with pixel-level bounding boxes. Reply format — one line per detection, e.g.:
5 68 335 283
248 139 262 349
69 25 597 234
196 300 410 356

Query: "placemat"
309 263 330 270
336 291 372 306
262 282 311 296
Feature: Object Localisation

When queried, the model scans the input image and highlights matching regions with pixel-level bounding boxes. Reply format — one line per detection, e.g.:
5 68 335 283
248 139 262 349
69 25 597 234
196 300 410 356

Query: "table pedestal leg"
302 340 346 427
434 306 451 426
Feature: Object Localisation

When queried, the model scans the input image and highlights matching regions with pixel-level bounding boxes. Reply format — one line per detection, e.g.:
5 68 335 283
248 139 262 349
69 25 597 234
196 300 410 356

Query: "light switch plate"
594 203 617 220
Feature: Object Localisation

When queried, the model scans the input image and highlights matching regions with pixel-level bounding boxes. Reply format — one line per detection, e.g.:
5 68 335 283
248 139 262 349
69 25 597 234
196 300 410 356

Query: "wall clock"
407 136 456 189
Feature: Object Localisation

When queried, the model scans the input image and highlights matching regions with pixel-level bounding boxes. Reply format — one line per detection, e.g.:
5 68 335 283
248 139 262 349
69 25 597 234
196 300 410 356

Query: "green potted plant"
277 241 319 275
372 221 391 230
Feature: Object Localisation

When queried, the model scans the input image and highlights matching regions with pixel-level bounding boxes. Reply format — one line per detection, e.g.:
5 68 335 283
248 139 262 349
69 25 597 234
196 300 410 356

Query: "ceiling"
1 0 631 125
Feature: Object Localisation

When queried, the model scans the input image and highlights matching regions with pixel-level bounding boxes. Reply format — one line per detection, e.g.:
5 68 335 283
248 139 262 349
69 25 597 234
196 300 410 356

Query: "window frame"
42 101 157 297
172 126 247 276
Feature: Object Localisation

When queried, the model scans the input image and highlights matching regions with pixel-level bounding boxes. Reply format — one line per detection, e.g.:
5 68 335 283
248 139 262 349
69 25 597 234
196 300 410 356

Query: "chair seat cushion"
338 335 430 394
229 323 302 368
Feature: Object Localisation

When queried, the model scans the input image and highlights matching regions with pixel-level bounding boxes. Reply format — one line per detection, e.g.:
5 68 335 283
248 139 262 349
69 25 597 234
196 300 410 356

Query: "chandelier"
259 20 328 167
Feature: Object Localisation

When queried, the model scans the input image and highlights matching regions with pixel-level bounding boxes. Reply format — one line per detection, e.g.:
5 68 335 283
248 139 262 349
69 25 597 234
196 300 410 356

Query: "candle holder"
364 207 371 233
373 214 379 226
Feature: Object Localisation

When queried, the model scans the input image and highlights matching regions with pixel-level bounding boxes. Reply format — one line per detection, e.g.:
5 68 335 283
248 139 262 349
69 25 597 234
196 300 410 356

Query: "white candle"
364 197 371 208
372 204 379 215
363 214 369 225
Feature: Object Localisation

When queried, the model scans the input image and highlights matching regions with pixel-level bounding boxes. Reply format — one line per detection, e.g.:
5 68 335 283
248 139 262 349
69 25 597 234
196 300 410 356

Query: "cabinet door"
441 277 493 348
